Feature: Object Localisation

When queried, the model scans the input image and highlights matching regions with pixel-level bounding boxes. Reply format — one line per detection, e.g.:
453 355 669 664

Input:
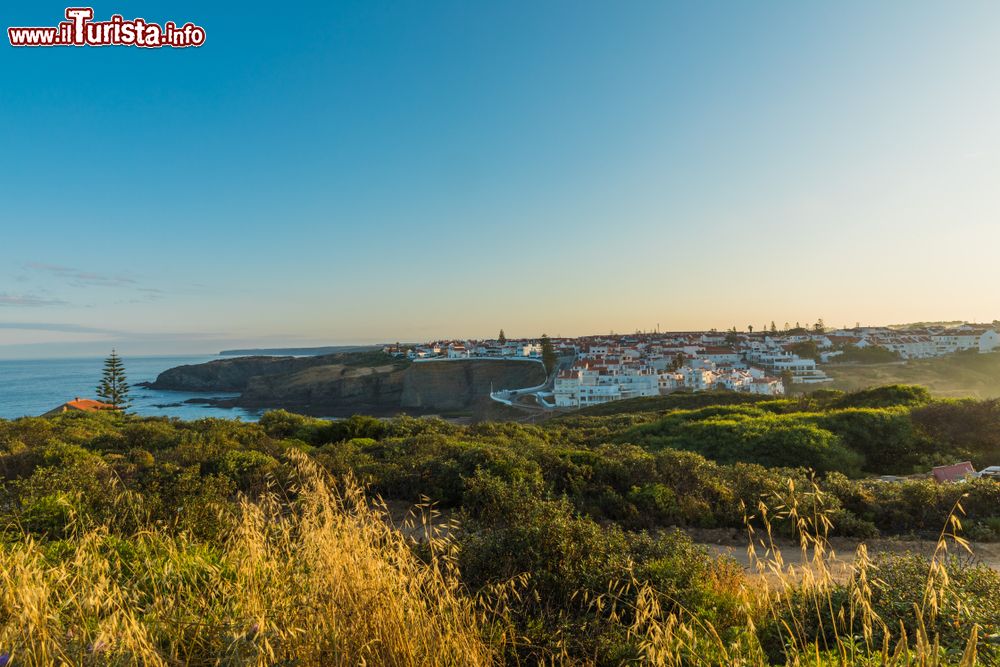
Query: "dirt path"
694 530 1000 586
382 501 1000 583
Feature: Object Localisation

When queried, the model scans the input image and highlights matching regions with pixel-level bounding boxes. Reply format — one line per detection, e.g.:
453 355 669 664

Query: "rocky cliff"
148 353 545 418
237 362 408 415
147 355 326 392
400 360 545 412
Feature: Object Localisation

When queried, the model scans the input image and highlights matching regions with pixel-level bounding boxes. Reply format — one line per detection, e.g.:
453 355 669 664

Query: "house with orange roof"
43 397 115 417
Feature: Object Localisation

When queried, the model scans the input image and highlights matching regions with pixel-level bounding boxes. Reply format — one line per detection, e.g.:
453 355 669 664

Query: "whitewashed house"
979 329 1000 353
681 368 715 391
447 344 469 359
771 357 831 384
748 377 785 395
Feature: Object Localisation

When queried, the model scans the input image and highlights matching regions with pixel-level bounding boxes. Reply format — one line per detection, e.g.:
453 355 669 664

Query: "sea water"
0 355 261 421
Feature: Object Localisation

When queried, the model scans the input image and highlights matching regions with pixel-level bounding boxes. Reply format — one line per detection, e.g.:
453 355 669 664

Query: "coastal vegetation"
0 385 997 664
824 349 1000 398
828 344 902 364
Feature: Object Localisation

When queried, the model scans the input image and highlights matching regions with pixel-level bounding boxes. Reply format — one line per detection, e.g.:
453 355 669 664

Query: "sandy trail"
696 531 1000 586
383 501 1000 584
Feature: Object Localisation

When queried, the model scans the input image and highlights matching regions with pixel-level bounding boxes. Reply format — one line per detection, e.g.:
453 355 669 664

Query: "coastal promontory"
146 352 545 418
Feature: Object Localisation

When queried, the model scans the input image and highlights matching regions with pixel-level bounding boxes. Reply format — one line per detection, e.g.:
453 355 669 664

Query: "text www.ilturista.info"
8 8 206 48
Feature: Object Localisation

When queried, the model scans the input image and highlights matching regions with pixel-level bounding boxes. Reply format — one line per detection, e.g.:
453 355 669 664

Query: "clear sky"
2 1 999 358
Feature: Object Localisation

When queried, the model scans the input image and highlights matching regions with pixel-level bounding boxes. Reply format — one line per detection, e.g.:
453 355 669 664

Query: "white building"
714 369 752 392
748 378 785 395
510 342 542 357
554 365 659 408
876 335 936 359
553 370 622 408
681 367 715 391
615 369 660 400
700 347 742 365
929 327 999 355
658 373 683 392
770 357 831 384
979 329 1000 353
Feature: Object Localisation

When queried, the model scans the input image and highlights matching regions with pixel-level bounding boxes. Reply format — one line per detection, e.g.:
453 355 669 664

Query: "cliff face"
400 360 545 411
149 354 545 418
238 363 408 416
148 355 324 392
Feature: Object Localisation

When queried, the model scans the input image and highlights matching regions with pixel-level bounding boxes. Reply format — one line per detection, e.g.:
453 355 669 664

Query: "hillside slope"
823 351 1000 398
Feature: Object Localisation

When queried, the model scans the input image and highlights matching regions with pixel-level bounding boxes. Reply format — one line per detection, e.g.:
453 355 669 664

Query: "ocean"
0 355 261 421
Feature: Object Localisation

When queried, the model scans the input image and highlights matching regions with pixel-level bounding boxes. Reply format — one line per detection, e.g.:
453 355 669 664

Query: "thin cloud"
0 322 114 334
134 287 165 302
0 293 68 307
25 262 137 287
0 321 227 340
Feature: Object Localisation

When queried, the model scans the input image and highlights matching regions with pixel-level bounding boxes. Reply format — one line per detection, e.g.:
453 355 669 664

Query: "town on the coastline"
383 322 1000 409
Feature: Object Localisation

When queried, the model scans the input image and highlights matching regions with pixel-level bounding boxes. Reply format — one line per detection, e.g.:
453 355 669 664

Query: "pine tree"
539 334 557 375
96 349 132 411
498 329 507 345
669 352 685 371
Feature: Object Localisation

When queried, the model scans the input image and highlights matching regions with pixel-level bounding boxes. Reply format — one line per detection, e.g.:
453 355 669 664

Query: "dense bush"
3 390 998 545
457 471 746 661
0 385 997 664
911 398 1000 468
807 407 923 473
829 383 931 409
829 344 902 364
621 411 863 475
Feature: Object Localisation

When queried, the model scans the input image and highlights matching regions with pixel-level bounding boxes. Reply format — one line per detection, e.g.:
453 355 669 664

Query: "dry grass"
623 479 985 666
0 451 499 666
0 456 988 666
822 352 1000 399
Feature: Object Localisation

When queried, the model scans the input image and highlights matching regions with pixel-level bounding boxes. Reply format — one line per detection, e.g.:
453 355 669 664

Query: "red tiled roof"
932 462 975 484
44 397 115 417
67 398 113 411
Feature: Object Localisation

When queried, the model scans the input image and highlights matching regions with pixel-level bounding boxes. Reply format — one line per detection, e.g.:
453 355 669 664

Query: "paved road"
493 354 577 411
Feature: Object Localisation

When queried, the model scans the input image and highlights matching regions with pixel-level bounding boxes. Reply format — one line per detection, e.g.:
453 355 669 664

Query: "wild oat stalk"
0 450 501 666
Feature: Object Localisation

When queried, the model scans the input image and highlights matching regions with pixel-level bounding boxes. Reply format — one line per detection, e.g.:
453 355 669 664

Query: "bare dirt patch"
690 527 1000 586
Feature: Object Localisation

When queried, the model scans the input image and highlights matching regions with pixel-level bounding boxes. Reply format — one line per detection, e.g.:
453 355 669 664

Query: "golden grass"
0 455 987 666
623 479 985 666
0 451 499 666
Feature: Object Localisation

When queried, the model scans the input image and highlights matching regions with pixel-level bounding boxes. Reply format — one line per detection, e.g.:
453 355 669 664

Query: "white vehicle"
976 466 1000 480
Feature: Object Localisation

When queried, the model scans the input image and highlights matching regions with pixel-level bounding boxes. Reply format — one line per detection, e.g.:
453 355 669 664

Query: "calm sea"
0 355 261 421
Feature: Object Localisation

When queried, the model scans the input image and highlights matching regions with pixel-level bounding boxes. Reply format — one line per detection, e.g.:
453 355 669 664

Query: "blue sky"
2 1 1000 357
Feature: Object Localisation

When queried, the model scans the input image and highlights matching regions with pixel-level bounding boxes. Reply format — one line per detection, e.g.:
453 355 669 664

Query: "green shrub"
831 384 931 409
220 449 280 493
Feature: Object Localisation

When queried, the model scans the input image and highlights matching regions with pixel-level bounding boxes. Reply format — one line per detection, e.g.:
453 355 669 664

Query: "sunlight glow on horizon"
2 1 999 358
